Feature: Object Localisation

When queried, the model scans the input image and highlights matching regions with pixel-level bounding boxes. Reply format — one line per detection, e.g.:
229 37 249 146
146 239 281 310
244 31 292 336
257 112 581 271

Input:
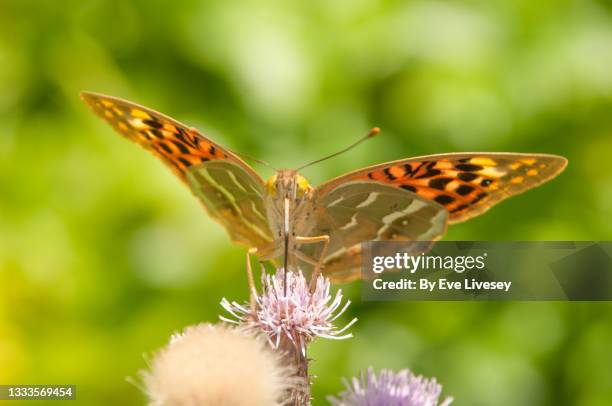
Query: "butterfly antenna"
230 150 278 171
296 127 381 171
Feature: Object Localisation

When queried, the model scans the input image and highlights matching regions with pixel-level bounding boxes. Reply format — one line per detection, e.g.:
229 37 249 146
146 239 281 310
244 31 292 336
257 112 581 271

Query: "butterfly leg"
291 249 327 292
293 250 322 266
295 234 330 291
245 248 260 313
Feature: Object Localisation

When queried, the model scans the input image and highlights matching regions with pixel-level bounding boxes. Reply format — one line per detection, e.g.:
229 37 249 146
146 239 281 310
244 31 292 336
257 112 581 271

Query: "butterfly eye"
295 175 311 197
266 175 278 197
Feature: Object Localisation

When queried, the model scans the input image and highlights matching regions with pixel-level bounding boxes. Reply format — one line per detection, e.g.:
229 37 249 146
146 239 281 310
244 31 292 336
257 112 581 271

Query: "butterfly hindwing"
306 181 448 282
187 161 273 248
81 92 273 249
317 153 567 224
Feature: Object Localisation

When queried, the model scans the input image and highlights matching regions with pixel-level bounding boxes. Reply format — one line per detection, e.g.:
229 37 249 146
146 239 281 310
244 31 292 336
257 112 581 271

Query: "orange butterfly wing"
313 153 567 282
81 92 264 183
81 92 273 249
317 153 567 224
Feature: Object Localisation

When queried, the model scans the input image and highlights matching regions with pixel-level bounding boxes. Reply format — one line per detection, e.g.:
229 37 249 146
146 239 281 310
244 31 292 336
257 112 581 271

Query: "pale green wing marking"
308 181 448 283
187 160 273 249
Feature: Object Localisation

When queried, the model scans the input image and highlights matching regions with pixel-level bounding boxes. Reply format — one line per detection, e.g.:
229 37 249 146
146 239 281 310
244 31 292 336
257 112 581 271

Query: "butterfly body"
261 170 317 263
82 92 567 282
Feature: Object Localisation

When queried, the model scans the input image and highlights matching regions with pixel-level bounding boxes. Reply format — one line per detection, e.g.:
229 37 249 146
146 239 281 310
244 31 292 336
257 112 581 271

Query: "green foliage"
1 0 611 404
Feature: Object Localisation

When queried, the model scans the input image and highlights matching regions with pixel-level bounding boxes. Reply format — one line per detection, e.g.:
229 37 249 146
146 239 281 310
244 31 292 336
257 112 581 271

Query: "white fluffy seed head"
143 323 296 406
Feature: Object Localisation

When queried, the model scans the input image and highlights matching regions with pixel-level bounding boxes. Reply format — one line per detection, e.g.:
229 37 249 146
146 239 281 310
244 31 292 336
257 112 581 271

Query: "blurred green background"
1 0 612 404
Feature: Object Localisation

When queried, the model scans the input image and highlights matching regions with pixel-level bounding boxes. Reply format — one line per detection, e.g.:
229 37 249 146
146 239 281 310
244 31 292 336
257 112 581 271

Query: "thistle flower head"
221 269 357 355
328 367 453 406
142 323 296 406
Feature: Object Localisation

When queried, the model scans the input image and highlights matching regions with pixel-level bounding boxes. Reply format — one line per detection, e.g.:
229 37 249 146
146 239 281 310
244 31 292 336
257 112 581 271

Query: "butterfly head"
266 170 313 201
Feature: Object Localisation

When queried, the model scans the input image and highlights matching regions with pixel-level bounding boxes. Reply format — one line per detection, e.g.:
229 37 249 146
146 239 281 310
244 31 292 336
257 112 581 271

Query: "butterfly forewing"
81 92 272 249
306 181 448 283
317 153 567 224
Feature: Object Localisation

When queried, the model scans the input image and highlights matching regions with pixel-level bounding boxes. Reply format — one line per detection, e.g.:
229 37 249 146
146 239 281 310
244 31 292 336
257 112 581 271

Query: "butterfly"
81 92 568 283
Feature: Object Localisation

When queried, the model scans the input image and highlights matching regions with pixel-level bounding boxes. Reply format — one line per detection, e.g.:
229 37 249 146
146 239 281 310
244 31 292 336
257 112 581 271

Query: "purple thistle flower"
221 269 357 355
328 367 453 406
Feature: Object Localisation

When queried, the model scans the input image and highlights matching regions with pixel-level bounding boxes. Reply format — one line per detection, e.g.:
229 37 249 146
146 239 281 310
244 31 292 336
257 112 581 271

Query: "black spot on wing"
434 195 455 205
159 143 173 154
458 172 478 182
400 184 417 193
149 128 164 139
174 130 189 145
178 157 192 167
409 162 428 178
455 164 483 172
416 169 442 179
470 192 487 205
451 204 470 213
383 168 397 181
455 185 475 196
429 178 453 190
143 119 163 129
172 140 190 154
